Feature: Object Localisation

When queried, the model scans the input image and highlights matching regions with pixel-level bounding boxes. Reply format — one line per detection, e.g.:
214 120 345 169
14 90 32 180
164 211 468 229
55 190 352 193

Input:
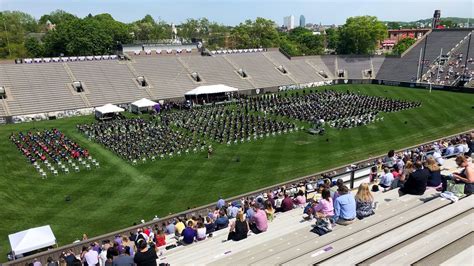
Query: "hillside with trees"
0 10 389 58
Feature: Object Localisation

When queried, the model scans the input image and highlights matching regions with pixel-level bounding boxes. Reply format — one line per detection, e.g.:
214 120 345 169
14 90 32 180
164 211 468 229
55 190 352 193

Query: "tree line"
0 10 389 59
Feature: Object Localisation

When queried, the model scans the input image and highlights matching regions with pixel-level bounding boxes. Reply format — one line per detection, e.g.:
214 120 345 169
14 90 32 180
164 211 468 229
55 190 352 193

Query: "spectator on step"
399 160 414 185
293 190 306 207
204 216 216 234
281 193 294 212
181 221 196 245
400 161 429 195
249 203 268 234
333 185 356 225
84 245 99 266
215 210 229 230
355 183 375 220
379 167 394 189
331 178 345 200
164 220 175 236
227 201 240 218
383 150 396 168
174 218 185 236
313 188 334 218
432 148 444 166
133 240 157 266
264 200 275 222
155 229 166 248
227 211 249 241
368 166 379 183
216 197 225 209
425 157 442 187
441 155 474 195
112 246 134 266
196 221 207 241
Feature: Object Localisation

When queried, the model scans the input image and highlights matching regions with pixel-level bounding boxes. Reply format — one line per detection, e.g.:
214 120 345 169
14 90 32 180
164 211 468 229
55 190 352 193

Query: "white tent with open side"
131 98 158 114
185 84 239 96
9 225 56 255
95 103 125 119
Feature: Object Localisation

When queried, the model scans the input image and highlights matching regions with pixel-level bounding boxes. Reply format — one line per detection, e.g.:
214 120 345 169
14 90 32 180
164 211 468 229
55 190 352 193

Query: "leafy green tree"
337 16 387 54
325 27 339 50
25 37 45 57
230 18 280 48
391 37 416 55
39 10 77 26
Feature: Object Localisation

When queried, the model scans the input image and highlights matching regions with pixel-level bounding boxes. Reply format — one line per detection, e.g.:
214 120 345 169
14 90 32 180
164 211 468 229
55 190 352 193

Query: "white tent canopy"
185 84 239 96
131 98 157 108
9 225 56 255
95 104 125 115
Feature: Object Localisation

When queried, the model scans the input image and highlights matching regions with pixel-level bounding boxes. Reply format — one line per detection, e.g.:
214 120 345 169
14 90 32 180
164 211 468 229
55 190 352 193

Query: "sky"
0 0 472 25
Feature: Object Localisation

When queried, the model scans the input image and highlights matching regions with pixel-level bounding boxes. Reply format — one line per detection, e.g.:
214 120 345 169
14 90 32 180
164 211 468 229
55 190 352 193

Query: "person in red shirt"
281 193 294 212
155 228 166 247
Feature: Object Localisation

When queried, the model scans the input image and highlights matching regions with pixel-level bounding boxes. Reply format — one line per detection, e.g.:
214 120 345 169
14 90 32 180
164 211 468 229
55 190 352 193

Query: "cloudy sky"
1 0 472 25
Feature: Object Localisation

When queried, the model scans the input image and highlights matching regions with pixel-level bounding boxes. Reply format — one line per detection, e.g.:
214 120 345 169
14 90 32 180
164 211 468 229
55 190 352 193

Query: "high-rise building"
283 15 295 30
299 15 306 28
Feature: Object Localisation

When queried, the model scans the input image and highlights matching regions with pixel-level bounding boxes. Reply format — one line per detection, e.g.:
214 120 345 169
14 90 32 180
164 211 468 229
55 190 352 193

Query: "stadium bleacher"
224 53 295 88
0 29 472 120
0 64 87 115
263 51 326 83
337 56 372 79
376 29 472 82
184 56 255 90
67 60 150 107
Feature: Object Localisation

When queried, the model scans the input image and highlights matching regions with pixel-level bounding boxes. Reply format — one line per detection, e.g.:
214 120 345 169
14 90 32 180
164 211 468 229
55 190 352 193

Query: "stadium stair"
210 188 405 265
315 196 472 265
366 210 473 265
221 55 258 88
261 52 299 84
240 189 442 265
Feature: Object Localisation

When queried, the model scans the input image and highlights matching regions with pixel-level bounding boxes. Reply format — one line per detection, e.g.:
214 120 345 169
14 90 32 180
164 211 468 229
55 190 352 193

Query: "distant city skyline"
1 0 472 25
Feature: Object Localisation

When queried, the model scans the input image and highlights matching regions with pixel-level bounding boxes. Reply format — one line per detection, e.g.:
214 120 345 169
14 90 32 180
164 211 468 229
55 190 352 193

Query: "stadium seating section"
0 29 472 119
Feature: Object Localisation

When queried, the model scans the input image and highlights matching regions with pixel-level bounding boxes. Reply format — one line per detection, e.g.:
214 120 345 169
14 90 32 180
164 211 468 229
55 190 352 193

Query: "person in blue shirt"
214 210 229 230
181 221 196 245
217 197 226 209
333 185 356 225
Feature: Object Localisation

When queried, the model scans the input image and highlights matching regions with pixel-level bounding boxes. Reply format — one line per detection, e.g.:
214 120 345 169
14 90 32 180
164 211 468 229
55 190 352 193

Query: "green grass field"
0 84 473 254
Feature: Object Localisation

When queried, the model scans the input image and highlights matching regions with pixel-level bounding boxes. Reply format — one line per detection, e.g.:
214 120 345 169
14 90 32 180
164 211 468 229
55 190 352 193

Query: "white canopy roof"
131 98 158 108
185 84 239 96
95 104 125 114
9 225 56 255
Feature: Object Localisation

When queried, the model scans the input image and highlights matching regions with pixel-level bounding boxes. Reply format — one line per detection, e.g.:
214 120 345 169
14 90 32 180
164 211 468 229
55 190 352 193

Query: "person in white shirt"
379 168 394 189
84 246 99 266
432 149 444 166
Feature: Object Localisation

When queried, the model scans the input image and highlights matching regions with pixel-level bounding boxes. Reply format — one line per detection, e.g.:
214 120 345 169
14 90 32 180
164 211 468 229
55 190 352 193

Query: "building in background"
299 15 306 28
283 15 295 30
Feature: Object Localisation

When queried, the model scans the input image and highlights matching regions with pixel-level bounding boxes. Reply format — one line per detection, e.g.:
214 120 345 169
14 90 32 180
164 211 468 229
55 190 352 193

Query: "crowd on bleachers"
425 52 473 86
24 131 471 266
239 90 420 129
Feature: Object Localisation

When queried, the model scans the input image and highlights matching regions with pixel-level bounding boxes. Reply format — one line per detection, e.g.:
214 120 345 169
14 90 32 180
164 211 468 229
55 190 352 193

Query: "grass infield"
0 84 473 254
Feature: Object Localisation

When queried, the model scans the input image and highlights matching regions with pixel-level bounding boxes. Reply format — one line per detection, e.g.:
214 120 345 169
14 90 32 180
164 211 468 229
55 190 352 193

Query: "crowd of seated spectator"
33 132 472 266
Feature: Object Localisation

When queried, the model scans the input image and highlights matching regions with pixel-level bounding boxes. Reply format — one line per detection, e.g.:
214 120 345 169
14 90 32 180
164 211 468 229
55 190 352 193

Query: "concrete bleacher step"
368 211 473 265
317 196 473 265
252 190 440 265
439 243 474 266
161 206 313 265
411 232 474 266
210 188 411 265
287 195 454 265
